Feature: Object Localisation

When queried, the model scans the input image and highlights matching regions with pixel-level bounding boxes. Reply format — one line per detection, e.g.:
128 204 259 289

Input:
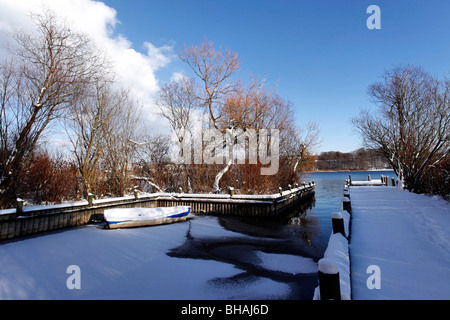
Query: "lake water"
301 170 396 247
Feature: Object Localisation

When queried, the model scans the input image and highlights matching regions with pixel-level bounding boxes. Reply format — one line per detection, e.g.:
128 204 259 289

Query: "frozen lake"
0 170 394 300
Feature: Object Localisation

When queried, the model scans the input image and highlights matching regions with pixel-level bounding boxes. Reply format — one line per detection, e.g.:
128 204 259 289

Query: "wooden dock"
0 183 315 241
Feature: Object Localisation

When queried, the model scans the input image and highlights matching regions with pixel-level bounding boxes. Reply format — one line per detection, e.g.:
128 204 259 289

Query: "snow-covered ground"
349 186 450 299
0 215 319 300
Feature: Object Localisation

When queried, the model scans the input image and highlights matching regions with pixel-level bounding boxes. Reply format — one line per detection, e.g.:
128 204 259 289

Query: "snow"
349 186 450 300
104 206 191 222
340 210 350 238
315 184 449 300
318 258 338 274
0 186 314 217
0 200 90 216
350 180 385 186
331 212 342 220
256 251 317 275
313 232 351 300
0 222 238 299
3 179 447 300
0 214 308 300
322 233 351 300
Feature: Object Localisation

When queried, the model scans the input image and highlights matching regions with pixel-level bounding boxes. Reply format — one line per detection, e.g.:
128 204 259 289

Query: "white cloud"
0 0 171 130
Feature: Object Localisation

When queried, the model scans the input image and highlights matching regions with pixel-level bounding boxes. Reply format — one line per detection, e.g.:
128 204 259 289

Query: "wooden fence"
0 183 315 241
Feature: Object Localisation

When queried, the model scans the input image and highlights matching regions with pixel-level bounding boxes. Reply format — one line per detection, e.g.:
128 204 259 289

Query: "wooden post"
342 197 351 214
228 186 235 196
343 189 350 199
16 198 24 215
318 258 341 300
348 174 352 185
134 188 139 201
88 193 94 207
391 178 396 186
279 187 283 196
332 212 345 237
368 175 371 181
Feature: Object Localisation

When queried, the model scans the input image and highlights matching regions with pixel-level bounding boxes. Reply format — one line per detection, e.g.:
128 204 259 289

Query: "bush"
19 151 78 204
416 157 450 201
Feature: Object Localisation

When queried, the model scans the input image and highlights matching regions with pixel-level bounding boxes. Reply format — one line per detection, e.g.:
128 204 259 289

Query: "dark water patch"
167 196 321 299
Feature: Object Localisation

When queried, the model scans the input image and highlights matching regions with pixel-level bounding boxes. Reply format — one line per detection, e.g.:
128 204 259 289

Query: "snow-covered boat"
104 206 191 229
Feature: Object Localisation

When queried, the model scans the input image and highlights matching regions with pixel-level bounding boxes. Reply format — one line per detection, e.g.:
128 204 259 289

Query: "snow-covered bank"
349 186 450 300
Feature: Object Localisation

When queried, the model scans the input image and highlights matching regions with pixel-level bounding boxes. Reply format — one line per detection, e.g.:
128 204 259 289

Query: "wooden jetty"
0 182 315 241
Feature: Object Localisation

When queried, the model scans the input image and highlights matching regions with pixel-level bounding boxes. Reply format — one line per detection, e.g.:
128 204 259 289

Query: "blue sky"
14 0 450 153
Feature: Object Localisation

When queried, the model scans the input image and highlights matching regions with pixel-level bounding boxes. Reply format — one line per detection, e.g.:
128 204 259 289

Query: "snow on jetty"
350 186 450 299
314 179 449 300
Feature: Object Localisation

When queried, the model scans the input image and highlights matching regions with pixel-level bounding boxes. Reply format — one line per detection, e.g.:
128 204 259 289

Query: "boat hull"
104 206 191 229
105 216 189 229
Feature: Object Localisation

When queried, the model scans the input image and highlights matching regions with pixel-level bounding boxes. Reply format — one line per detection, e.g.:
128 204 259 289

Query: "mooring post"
368 175 371 181
342 197 351 214
343 189 350 199
332 212 346 237
318 258 341 300
16 198 24 215
88 193 94 207
348 174 352 185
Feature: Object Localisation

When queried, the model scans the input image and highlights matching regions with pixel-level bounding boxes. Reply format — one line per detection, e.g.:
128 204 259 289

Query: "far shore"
303 168 394 173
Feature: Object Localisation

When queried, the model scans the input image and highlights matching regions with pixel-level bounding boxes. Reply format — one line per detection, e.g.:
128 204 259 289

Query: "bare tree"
352 65 450 192
0 9 108 208
177 40 321 193
66 80 118 197
157 76 198 161
135 132 171 193
220 77 320 188
179 39 240 130
156 75 200 191
285 122 321 176
103 89 143 197
180 40 243 192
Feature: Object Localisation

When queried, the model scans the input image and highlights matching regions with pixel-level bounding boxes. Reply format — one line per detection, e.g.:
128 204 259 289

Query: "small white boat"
104 206 191 229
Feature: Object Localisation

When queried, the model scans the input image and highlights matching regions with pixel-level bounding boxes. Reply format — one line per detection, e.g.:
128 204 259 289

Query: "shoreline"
303 169 394 173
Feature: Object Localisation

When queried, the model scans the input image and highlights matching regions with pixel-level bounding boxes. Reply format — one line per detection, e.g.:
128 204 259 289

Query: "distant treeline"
313 148 391 171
